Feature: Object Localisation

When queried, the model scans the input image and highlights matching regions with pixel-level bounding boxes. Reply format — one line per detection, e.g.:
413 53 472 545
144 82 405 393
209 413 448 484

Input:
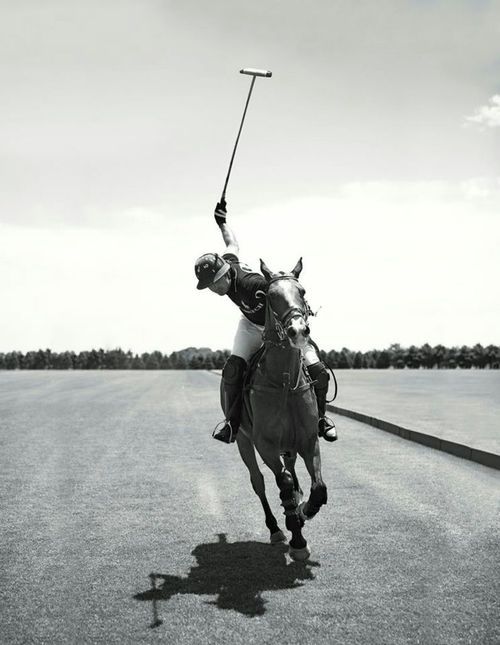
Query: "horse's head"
260 258 311 350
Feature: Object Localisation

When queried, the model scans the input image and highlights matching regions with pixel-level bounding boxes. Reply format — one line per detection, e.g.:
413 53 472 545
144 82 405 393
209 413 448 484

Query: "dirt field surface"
1 371 499 644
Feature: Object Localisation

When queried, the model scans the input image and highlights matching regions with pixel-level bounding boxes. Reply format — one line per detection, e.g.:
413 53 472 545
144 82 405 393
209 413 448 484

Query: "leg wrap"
221 355 247 429
276 469 295 511
277 470 306 543
307 362 330 417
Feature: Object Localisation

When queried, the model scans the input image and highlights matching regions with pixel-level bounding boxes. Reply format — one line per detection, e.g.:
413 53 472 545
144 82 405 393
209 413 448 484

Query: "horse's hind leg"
236 433 285 544
300 437 328 521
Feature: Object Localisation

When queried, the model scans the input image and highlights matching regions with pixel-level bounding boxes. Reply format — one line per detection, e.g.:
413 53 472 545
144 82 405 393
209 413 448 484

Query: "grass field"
0 371 499 644
331 369 500 455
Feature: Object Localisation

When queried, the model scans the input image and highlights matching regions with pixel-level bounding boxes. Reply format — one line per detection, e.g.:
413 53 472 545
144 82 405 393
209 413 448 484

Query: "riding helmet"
194 253 231 290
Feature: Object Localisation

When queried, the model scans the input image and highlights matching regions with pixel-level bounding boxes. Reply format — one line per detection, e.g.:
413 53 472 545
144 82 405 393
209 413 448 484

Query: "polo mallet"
219 68 273 205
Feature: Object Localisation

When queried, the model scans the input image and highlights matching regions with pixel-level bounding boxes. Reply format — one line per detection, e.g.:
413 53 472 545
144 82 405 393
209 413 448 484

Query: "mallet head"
240 68 272 78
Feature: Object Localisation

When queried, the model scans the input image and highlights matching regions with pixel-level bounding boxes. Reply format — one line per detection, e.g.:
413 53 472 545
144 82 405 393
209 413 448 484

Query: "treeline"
0 347 230 370
0 344 499 370
316 343 500 369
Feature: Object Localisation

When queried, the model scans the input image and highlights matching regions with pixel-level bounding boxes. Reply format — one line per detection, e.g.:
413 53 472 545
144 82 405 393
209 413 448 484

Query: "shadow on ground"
134 533 319 624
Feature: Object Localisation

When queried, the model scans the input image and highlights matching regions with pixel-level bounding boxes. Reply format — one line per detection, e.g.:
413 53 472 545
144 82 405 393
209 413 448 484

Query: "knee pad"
222 354 247 386
276 469 295 509
276 469 294 491
307 361 329 391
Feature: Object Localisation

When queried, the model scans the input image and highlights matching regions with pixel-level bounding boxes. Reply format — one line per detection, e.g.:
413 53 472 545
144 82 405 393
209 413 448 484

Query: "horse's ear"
260 259 274 281
291 257 303 278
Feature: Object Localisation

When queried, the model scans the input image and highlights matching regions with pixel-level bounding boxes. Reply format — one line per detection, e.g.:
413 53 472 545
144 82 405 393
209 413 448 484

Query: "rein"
252 278 313 454
259 273 338 403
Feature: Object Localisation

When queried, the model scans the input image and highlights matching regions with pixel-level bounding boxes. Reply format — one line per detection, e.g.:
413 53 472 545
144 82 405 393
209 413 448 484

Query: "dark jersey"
222 252 266 325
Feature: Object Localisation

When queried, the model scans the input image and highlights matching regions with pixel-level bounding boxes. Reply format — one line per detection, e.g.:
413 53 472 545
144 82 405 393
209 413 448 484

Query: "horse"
222 258 328 561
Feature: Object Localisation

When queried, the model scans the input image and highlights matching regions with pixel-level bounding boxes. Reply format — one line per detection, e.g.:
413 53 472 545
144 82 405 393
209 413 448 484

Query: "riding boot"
307 362 338 442
213 355 247 444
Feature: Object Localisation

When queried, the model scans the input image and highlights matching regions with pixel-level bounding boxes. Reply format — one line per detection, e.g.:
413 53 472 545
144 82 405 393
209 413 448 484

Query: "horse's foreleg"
255 438 310 560
275 468 310 560
283 453 303 505
300 437 328 521
236 433 285 544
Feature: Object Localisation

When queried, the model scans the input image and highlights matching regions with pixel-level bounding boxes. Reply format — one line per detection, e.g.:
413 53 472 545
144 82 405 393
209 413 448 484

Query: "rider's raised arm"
219 222 239 255
214 200 240 255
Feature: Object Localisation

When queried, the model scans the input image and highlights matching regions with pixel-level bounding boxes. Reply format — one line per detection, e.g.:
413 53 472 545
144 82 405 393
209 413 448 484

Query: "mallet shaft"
221 75 257 202
219 67 272 203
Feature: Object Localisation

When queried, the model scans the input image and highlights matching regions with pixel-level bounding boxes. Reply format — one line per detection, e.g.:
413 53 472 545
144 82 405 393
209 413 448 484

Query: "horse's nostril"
287 327 297 339
305 325 310 336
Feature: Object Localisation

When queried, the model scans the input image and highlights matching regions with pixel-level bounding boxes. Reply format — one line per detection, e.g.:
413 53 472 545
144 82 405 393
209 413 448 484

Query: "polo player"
195 200 337 445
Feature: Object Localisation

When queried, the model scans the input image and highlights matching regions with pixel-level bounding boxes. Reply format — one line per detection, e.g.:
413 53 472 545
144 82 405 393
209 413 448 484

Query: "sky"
0 0 499 354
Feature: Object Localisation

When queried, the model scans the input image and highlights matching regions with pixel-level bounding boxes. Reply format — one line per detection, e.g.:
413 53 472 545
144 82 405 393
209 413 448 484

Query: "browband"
267 274 299 286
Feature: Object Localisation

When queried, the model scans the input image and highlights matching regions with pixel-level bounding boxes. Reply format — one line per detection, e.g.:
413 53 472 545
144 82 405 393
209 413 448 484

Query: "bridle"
252 275 312 422
255 273 339 405
256 272 338 405
263 275 313 345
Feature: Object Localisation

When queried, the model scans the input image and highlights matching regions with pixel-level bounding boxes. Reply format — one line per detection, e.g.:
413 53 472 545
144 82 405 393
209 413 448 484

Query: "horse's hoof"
289 545 311 561
270 530 287 544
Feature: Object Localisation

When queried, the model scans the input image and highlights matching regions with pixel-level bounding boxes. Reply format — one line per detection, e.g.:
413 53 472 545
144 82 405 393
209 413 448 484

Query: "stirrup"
212 420 236 444
319 416 337 442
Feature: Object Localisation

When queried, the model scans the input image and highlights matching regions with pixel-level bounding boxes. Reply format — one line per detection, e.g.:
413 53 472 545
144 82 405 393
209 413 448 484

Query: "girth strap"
251 381 313 394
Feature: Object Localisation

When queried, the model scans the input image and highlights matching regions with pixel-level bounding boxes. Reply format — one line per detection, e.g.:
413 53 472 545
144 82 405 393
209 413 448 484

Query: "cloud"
460 176 500 200
465 95 500 129
2 179 499 353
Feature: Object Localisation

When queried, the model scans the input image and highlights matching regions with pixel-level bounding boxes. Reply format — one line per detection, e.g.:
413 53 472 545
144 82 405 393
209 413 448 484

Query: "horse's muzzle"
286 320 310 341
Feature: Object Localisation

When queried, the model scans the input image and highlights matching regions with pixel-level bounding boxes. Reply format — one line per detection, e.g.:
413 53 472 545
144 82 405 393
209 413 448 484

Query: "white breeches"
231 315 319 366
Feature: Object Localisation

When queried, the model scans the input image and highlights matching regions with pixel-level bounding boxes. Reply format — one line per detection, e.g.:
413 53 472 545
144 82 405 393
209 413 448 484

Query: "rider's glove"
214 199 227 227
